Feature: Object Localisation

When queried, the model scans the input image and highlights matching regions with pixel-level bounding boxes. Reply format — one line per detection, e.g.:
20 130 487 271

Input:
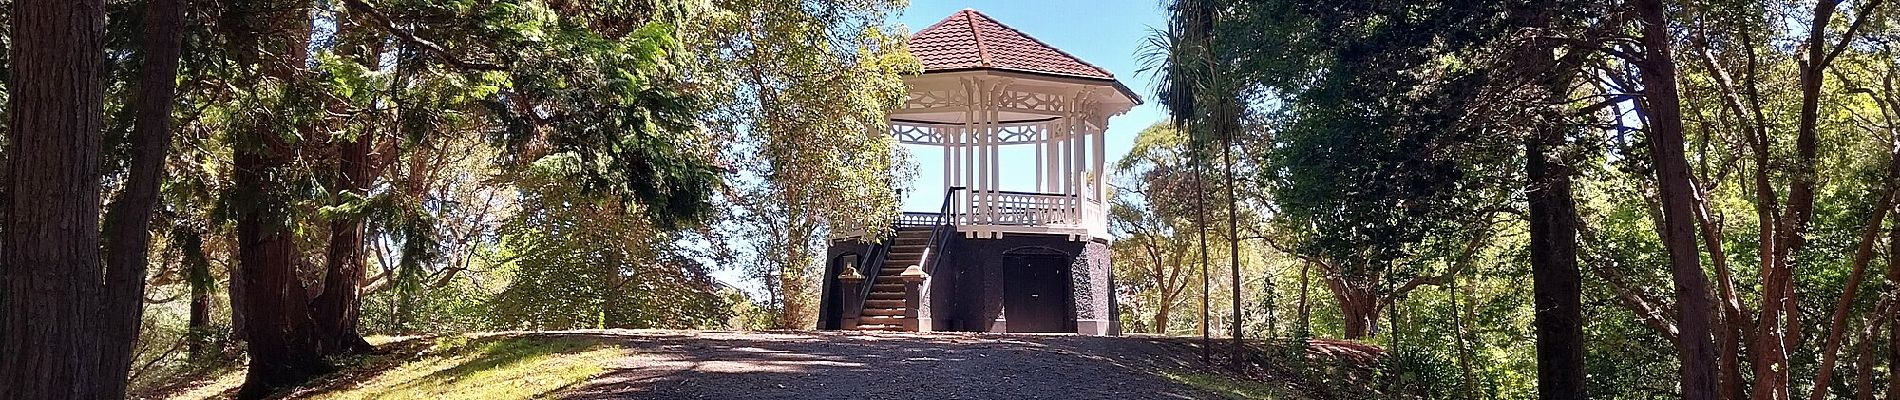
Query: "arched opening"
1000 246 1074 333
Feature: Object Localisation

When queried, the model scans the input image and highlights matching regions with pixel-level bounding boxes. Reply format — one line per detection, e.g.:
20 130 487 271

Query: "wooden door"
1003 255 1070 333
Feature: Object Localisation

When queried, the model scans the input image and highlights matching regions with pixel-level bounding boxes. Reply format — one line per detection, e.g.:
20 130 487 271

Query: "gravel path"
560 330 1223 400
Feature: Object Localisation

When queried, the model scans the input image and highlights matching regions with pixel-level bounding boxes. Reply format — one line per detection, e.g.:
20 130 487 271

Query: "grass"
152 334 626 400
1157 370 1308 400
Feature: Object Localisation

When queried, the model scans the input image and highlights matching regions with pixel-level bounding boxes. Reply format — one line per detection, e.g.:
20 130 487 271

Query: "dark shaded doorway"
1003 254 1071 333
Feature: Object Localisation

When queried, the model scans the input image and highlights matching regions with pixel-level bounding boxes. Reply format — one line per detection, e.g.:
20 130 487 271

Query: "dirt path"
560 330 1222 400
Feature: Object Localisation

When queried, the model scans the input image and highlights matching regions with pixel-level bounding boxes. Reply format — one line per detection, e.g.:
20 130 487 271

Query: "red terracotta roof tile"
909 9 1117 80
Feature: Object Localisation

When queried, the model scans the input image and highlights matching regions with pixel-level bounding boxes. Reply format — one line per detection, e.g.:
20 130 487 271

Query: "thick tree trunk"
96 0 191 394
1516 2 1587 398
310 130 376 355
310 10 382 357
1527 119 1586 400
230 1 330 398
1633 1 1722 399
0 0 109 397
1851 316 1884 400
1333 282 1380 340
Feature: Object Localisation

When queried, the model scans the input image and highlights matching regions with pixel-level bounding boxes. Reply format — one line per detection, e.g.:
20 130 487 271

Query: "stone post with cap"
837 265 865 330
899 264 929 332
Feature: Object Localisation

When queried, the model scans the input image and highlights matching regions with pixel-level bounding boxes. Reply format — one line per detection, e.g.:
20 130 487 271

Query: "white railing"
953 189 1105 240
975 191 1077 226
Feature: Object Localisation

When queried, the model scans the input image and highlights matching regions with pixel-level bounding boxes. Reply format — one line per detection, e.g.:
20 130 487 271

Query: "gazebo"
819 9 1138 336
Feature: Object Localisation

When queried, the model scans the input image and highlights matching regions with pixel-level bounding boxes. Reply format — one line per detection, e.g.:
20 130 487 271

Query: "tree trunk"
95 0 191 394
1633 1 1722 398
1298 260 1310 337
1333 282 1380 340
1222 123 1242 369
1154 299 1172 334
1852 317 1883 400
1457 269 1480 399
1692 42 1760 400
1807 178 1899 400
310 129 376 356
1517 2 1587 398
230 1 331 398
0 0 109 397
179 228 216 359
1889 218 1900 400
309 10 381 358
1527 113 1587 400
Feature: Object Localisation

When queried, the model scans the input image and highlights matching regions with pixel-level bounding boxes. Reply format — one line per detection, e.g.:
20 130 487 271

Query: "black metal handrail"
919 187 965 276
846 187 964 327
852 233 891 314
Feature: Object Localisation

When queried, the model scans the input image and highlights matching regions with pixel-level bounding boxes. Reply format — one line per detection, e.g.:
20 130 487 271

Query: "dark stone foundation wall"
1072 242 1115 335
817 231 1117 335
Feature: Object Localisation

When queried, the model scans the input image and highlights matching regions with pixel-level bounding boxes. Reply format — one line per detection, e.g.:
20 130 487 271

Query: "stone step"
871 283 903 292
868 292 903 300
862 307 906 316
860 315 911 324
865 299 904 308
874 275 909 284
855 324 904 331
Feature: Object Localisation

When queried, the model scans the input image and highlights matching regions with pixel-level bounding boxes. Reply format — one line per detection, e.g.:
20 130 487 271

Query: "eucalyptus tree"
692 0 917 329
1111 123 1207 334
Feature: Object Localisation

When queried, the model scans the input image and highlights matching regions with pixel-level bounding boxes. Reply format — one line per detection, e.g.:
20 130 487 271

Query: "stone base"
1075 319 1110 336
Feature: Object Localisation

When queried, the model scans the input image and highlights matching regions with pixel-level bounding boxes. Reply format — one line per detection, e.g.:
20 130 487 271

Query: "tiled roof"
909 9 1117 80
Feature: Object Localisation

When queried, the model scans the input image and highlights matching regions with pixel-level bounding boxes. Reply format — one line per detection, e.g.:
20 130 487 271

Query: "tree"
224 1 333 396
1111 123 1204 334
1511 1 1588 396
308 9 384 357
696 0 916 329
0 0 112 396
1630 1 1721 397
2 0 186 396
98 0 191 393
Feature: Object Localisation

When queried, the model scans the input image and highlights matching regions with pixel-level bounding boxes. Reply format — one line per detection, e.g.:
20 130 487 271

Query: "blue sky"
893 0 1167 211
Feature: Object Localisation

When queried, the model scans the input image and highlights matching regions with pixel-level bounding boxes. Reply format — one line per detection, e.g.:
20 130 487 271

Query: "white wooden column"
938 126 951 206
1048 118 1064 193
957 77 972 224
1033 125 1043 192
978 79 994 232
1069 92 1085 222
1092 118 1106 201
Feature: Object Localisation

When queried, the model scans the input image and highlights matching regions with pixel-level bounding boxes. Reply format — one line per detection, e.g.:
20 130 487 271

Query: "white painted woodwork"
890 70 1134 242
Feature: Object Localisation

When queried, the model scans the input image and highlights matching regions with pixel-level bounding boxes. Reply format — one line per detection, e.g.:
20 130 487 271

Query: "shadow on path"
560 331 1215 400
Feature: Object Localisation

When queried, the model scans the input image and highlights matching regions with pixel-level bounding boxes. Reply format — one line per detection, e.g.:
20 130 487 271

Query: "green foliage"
693 0 918 328
487 180 729 330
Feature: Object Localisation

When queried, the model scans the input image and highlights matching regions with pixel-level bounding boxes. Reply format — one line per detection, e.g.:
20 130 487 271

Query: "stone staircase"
854 228 933 332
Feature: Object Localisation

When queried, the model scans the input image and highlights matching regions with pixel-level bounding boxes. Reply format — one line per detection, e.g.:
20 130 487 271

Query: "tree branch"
340 0 507 71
